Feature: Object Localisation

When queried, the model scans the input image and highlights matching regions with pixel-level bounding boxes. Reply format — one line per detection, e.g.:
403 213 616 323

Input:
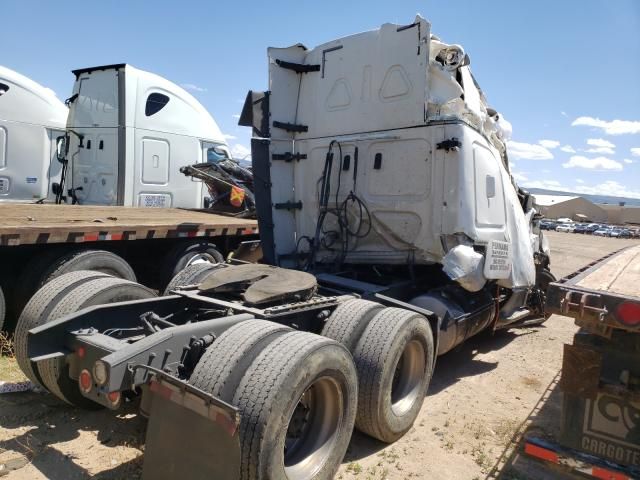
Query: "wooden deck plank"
0 205 257 246
576 245 640 298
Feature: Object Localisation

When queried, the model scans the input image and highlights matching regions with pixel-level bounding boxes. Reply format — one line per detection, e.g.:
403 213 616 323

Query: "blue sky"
3 0 639 198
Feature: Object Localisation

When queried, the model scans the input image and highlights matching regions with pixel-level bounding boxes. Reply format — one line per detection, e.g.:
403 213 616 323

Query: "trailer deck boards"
546 244 640 335
574 244 640 299
0 204 258 246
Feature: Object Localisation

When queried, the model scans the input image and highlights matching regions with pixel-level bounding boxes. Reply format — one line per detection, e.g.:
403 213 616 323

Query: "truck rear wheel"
321 298 383 350
15 249 136 317
160 241 224 291
14 270 111 387
37 276 156 408
353 308 434 443
190 319 291 400
163 262 223 295
195 329 358 480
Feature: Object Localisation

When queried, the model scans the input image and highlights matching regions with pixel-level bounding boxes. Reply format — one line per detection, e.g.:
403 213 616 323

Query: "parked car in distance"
593 227 613 237
540 220 557 230
573 224 589 234
556 223 576 233
610 228 632 239
585 223 602 234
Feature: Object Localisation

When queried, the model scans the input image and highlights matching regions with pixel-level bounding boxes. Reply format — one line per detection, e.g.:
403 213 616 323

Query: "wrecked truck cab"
23 16 553 480
241 15 544 301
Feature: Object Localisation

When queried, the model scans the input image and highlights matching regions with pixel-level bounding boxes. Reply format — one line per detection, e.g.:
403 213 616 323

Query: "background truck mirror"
56 136 66 162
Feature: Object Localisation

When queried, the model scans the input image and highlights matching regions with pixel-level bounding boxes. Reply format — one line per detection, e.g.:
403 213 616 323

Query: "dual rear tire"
188 300 434 479
190 320 357 480
322 299 434 443
14 271 156 407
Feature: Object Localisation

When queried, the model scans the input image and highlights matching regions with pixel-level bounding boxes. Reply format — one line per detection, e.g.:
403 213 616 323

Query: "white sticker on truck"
0 177 9 194
138 193 171 208
484 239 512 279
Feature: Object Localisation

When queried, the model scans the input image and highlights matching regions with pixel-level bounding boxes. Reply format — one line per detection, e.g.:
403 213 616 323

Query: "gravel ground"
0 231 637 479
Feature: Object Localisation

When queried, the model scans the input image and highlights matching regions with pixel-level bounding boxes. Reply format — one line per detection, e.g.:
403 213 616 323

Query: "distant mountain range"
527 188 640 207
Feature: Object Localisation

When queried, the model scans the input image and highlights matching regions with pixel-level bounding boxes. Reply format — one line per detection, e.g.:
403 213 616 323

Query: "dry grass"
0 332 28 383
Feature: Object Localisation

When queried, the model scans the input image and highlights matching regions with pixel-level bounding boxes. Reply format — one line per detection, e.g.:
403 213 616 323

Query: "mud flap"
142 377 241 480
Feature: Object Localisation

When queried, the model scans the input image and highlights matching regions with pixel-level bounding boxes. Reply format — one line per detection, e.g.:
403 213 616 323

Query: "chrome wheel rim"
185 253 216 266
391 339 426 416
284 376 344 479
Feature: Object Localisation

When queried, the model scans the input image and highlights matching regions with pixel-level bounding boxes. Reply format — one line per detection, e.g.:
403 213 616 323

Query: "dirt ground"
0 231 638 479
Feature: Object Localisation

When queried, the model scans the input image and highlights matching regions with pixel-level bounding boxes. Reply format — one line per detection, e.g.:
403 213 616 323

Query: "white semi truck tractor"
57 63 231 208
0 66 67 202
20 16 553 480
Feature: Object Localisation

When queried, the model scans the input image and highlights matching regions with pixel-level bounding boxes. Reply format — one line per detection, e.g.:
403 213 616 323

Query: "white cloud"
232 114 240 119
576 179 584 183
560 145 576 153
572 116 640 135
631 148 640 157
223 134 237 141
585 147 615 155
561 111 568 117
624 159 634 164
507 141 554 160
524 178 640 200
587 138 615 149
230 144 251 159
523 179 562 190
538 139 560 149
562 155 623 171
181 83 208 93
573 181 640 199
512 171 528 182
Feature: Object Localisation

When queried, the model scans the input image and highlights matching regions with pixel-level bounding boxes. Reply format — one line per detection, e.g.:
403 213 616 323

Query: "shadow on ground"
343 325 544 463
0 391 145 479
0 325 550 477
483 372 577 480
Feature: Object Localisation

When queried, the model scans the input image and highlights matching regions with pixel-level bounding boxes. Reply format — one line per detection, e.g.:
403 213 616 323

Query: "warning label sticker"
139 194 169 208
484 239 512 279
0 177 10 194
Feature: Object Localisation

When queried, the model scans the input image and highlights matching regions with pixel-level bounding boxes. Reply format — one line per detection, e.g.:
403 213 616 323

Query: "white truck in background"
59 63 231 208
0 66 68 202
0 65 254 331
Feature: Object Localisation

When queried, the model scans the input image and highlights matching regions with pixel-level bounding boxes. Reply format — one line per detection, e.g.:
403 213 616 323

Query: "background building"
534 194 640 225
534 195 608 223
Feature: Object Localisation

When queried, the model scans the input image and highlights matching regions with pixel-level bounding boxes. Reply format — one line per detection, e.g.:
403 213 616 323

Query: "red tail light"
107 391 121 408
617 302 640 327
79 369 92 394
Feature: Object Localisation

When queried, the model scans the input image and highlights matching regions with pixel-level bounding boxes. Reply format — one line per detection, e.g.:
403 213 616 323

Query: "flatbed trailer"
525 244 640 479
0 203 257 330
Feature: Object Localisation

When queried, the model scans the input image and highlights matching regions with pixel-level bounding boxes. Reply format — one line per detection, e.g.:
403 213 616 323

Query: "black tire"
527 268 557 325
353 307 434 443
231 331 358 480
321 298 383 351
0 285 5 332
0 287 7 332
15 248 136 317
160 241 224 290
37 276 156 408
190 319 292 401
163 263 223 295
15 270 112 387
